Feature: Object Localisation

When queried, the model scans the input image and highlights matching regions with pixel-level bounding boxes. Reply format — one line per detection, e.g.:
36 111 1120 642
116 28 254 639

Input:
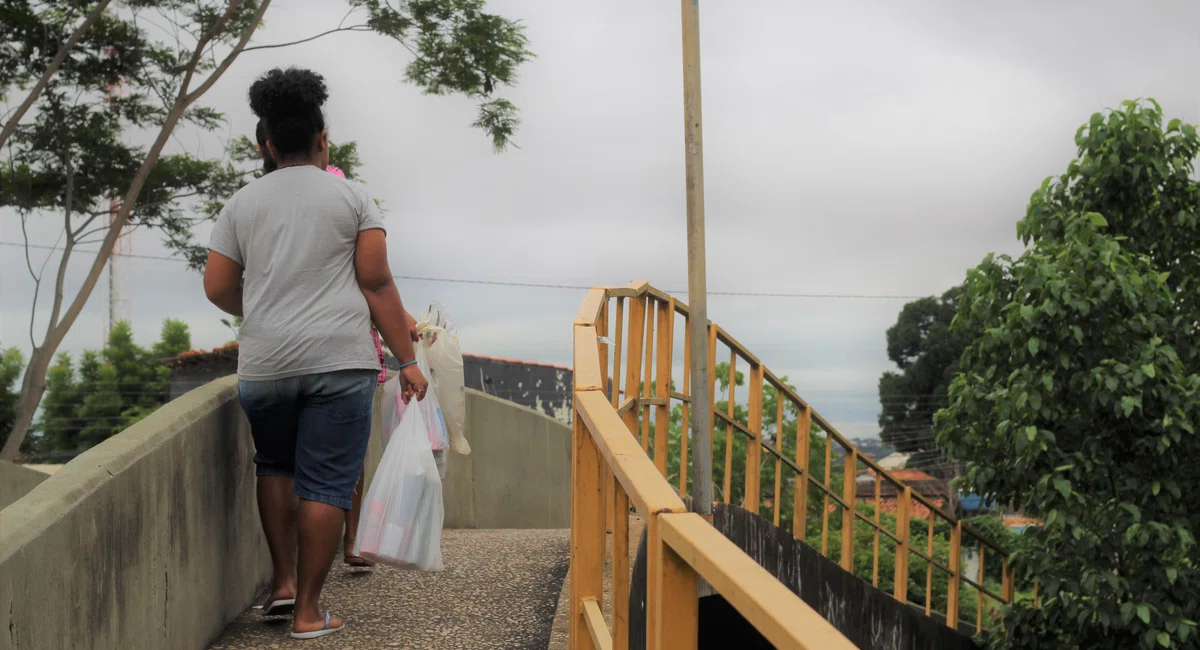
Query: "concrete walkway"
210 529 569 650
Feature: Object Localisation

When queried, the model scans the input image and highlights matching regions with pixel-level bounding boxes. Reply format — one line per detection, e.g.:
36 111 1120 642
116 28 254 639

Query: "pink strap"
371 328 387 385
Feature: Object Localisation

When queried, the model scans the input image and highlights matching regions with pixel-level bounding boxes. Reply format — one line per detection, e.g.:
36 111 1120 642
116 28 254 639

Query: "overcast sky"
3 0 1199 438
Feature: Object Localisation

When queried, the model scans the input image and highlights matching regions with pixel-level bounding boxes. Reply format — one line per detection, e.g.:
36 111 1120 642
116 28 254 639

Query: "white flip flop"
290 612 345 640
261 597 295 617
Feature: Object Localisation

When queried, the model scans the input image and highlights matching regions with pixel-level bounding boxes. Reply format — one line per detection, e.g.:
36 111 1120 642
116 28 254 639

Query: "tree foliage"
1 0 533 459
878 286 967 475
639 363 1005 624
936 100 1200 649
0 348 24 444
26 319 191 454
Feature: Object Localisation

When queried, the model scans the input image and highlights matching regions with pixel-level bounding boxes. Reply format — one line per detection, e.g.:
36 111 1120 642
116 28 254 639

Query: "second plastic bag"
417 303 470 455
353 398 445 571
381 345 449 454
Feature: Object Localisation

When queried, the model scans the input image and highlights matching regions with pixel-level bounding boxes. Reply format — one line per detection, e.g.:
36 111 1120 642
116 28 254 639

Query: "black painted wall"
628 503 981 650
462 355 572 424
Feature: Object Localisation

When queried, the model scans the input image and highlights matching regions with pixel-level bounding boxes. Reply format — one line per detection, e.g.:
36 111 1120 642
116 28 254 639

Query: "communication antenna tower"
101 45 131 345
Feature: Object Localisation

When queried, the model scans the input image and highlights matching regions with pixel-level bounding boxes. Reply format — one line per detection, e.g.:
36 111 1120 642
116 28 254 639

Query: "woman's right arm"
355 228 428 400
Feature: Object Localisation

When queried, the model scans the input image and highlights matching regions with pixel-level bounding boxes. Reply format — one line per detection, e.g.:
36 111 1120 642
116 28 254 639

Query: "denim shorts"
238 369 377 510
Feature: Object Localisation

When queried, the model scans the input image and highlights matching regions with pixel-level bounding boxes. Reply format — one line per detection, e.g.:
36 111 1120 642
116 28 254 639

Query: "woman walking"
252 122 399 572
204 67 426 640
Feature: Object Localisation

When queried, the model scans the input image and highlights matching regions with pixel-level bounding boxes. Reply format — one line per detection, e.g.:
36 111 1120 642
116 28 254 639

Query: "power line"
0 241 926 300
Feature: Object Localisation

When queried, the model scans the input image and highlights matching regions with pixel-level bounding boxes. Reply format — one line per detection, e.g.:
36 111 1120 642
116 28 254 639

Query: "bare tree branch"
70 210 106 240
337 6 359 30
21 215 43 349
0 0 115 151
242 26 372 53
175 0 244 103
185 1 274 103
0 0 275 461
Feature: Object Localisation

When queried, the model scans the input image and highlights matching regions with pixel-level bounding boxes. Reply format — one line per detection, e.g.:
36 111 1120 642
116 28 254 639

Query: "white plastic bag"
354 400 444 571
417 303 470 455
380 345 449 454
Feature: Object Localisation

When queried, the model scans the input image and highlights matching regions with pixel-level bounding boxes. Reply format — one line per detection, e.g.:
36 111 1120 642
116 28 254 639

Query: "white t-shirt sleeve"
207 199 244 266
357 184 386 233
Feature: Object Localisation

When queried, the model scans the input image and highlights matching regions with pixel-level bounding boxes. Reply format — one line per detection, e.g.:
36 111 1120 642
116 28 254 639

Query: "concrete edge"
0 375 239 560
463 387 567 428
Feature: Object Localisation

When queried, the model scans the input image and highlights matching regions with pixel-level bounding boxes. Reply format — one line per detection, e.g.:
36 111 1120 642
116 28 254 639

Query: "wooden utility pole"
681 0 712 514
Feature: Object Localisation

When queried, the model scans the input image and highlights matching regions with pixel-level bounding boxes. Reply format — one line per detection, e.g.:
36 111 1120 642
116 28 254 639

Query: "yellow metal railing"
569 282 1018 649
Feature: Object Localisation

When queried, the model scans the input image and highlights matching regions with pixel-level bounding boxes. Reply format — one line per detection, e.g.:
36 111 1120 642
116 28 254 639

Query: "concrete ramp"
210 529 569 649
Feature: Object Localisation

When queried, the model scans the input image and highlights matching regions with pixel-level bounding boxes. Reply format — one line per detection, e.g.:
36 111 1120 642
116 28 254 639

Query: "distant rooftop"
162 343 569 373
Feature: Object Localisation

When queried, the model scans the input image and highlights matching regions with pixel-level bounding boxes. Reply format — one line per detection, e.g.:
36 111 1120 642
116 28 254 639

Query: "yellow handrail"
569 282 1019 649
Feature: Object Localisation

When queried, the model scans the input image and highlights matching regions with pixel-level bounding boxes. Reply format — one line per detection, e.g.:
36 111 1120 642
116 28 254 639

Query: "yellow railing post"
679 315 691 496
654 299 674 476
570 405 606 650
925 517 935 616
977 545 986 633
706 324 718 503
613 484 631 650
611 298 625 409
772 395 783 527
745 364 763 514
722 349 736 504
872 473 882 587
841 449 857 573
652 520 699 649
821 435 832 556
600 301 614 536
894 486 912 603
947 520 962 629
793 407 811 541
622 297 646 439
641 303 656 451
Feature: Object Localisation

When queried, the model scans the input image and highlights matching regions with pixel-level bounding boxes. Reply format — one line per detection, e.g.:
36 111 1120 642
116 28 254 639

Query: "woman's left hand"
406 311 420 342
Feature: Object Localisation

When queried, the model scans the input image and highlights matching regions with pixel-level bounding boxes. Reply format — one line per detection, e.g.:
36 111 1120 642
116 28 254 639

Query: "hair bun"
248 68 328 119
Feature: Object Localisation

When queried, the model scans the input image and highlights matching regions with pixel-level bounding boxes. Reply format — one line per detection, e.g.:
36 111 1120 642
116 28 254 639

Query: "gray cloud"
4 0 1198 436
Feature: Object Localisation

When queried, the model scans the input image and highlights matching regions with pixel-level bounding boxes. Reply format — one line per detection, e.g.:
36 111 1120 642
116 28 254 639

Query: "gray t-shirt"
208 165 385 381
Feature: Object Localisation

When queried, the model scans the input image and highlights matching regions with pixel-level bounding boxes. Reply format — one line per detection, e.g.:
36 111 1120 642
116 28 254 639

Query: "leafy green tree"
35 354 81 453
936 100 1200 650
2 0 533 459
878 286 967 475
152 319 193 360
33 319 191 453
0 348 25 445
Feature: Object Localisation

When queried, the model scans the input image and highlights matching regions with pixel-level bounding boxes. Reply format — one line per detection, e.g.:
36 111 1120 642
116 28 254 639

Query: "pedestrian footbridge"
0 282 1018 649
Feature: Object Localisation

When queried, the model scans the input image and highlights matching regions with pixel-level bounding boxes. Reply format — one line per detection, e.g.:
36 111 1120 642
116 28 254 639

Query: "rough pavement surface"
210 529 569 650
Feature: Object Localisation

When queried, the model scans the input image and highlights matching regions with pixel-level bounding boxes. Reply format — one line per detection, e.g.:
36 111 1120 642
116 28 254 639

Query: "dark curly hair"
248 67 328 161
254 118 278 174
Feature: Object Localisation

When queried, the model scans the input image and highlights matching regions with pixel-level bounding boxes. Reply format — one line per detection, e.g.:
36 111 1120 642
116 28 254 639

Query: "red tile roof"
849 496 946 521
164 343 239 368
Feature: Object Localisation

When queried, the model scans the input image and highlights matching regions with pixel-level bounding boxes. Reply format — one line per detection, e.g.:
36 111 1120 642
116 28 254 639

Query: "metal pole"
681 0 712 515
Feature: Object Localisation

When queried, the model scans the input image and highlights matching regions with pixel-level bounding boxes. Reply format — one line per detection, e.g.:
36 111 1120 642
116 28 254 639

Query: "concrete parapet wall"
0 461 48 512
442 389 571 530
0 380 567 649
0 376 268 650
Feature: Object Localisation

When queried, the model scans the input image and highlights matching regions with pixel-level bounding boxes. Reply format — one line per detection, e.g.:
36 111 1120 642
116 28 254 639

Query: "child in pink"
326 164 387 569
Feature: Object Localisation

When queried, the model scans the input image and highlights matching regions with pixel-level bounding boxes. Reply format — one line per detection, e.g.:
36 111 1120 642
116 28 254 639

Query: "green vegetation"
639 363 1016 628
28 320 191 455
877 286 967 475
0 348 24 446
1 0 533 459
937 100 1200 649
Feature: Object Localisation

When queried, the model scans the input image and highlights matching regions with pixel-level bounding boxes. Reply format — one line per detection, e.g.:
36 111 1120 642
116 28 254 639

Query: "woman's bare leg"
343 466 373 566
